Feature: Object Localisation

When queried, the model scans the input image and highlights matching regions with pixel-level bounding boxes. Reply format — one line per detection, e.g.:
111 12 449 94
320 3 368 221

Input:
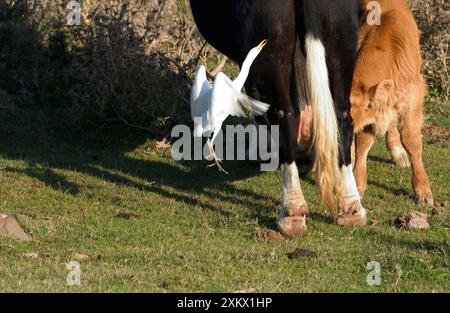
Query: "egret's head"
246 40 268 62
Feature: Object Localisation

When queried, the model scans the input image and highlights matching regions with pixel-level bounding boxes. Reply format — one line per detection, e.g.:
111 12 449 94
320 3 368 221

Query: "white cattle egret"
190 40 270 172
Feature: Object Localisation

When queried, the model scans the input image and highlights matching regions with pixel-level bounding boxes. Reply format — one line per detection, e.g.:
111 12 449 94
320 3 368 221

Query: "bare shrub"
0 0 448 134
0 0 213 133
410 0 449 101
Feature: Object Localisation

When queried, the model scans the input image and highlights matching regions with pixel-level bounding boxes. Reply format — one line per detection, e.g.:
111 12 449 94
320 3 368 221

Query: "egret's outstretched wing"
212 73 247 117
190 65 212 119
213 73 270 117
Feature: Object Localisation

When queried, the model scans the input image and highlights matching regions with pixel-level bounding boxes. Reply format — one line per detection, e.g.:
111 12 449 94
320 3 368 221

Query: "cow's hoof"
277 215 307 238
391 147 411 168
416 193 434 207
337 201 367 226
285 200 309 217
337 213 367 226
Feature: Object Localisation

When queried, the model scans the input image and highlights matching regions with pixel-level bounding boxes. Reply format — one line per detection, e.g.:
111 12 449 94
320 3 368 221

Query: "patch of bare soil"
0 214 32 241
431 201 450 228
423 125 450 148
115 213 141 222
394 211 430 231
74 253 90 261
253 228 285 242
287 248 317 260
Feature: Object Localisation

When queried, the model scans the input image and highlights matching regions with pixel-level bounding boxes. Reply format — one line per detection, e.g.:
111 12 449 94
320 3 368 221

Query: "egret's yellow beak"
258 39 268 50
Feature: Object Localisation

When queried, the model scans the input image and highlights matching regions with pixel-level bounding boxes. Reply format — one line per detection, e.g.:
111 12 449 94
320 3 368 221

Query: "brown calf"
350 0 433 205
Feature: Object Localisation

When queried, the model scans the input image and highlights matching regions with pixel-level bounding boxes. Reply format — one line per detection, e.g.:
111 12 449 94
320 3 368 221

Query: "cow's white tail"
305 34 343 216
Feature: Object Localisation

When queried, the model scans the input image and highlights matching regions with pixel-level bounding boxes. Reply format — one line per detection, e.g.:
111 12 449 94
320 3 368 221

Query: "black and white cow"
190 0 366 237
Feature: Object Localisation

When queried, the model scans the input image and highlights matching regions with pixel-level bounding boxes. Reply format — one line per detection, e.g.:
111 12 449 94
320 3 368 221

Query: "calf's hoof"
277 214 307 238
391 146 411 168
416 192 434 207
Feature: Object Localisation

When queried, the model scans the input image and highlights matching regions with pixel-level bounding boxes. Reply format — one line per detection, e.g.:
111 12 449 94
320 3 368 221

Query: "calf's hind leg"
386 120 411 168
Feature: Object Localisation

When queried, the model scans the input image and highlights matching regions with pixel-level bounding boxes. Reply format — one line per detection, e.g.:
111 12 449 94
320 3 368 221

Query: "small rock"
0 214 32 241
394 211 430 231
287 248 317 260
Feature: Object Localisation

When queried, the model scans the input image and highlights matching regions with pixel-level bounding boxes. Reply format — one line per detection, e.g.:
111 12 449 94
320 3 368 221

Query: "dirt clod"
394 211 430 231
253 228 285 242
0 214 32 241
287 248 317 260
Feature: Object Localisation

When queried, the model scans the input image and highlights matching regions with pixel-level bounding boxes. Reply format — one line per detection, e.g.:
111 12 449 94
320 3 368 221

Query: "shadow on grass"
0 117 277 227
3 167 80 196
379 233 450 254
368 155 394 165
0 2 277 229
368 180 413 199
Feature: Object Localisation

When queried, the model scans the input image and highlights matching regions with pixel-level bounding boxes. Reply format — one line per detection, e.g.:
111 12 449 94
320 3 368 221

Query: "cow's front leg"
278 162 308 237
335 107 367 226
333 106 366 226
323 24 367 226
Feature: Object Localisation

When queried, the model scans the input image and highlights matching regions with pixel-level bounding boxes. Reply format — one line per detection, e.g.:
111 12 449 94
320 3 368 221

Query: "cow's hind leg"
278 163 308 237
386 120 411 168
272 70 308 237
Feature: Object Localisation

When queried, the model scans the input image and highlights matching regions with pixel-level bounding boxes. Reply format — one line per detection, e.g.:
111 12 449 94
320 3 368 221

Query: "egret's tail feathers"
305 34 343 216
238 95 271 116
220 75 270 117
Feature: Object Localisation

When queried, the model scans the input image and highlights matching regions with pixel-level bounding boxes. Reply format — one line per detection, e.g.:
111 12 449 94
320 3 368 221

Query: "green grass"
0 107 448 292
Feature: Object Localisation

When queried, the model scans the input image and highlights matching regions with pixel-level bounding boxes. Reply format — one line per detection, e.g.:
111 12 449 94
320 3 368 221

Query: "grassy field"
0 104 448 293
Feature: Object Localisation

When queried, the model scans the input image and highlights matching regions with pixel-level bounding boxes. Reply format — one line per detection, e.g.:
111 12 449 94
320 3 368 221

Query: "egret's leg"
206 139 229 174
277 162 308 237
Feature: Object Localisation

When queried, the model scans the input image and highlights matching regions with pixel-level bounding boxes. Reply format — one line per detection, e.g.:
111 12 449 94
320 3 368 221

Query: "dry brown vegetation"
0 0 448 133
409 0 449 100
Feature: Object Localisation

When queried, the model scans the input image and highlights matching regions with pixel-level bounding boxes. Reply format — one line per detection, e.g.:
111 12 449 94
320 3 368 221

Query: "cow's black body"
190 0 362 234
190 0 359 165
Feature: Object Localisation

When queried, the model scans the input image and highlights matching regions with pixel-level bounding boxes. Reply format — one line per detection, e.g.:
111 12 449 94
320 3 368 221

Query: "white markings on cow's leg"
277 162 308 237
281 163 302 209
341 165 366 218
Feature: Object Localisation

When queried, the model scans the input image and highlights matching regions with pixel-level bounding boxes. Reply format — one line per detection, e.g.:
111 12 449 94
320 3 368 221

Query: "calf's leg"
353 127 376 198
400 98 433 206
386 120 411 168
